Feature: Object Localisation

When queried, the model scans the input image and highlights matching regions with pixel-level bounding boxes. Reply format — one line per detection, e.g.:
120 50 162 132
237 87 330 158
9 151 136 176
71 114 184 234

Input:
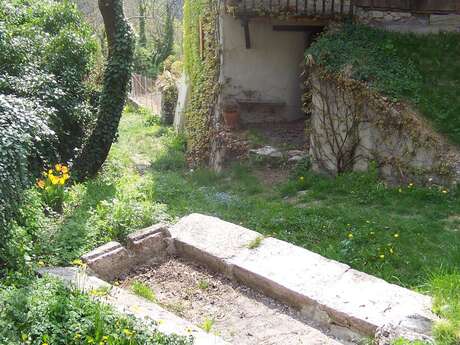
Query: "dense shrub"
0 95 56 269
0 0 99 269
0 0 99 161
0 276 193 345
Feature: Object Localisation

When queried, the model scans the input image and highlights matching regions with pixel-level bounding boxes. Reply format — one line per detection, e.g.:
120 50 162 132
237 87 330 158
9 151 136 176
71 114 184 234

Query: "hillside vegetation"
307 24 460 145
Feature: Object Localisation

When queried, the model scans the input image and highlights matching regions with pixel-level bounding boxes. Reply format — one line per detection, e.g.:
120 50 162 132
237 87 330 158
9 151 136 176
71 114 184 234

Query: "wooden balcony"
225 0 354 17
224 0 460 17
353 0 460 14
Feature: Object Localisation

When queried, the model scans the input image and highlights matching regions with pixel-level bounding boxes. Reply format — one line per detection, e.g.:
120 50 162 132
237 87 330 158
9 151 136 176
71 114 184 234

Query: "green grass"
4 107 460 344
307 24 460 145
131 281 156 302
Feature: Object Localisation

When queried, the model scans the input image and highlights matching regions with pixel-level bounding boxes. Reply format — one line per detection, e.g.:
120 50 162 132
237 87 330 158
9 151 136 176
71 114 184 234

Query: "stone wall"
307 67 460 186
356 8 460 33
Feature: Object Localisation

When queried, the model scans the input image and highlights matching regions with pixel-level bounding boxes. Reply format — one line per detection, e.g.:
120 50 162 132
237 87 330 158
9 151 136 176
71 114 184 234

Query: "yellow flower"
36 179 45 189
379 254 385 260
370 231 375 235
123 329 133 337
55 164 62 172
50 175 59 185
408 183 414 188
394 233 400 238
347 233 353 239
442 190 449 194
72 259 84 266
389 248 394 254
61 165 69 174
58 177 65 185
63 173 70 181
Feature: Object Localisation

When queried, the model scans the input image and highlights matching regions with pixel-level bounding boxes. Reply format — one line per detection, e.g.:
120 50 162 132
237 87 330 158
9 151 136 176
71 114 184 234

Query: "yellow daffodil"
50 175 59 185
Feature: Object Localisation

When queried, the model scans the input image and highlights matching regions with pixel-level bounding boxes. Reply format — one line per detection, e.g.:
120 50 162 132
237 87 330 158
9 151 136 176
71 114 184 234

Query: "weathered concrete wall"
221 14 307 124
308 68 460 186
356 8 460 33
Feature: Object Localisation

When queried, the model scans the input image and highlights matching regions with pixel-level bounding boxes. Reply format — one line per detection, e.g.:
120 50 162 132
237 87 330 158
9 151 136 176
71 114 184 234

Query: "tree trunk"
73 0 134 180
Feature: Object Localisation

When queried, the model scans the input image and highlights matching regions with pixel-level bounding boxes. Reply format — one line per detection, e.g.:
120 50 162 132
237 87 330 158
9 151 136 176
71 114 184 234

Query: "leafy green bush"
0 0 100 161
0 95 56 269
0 276 193 345
307 24 460 145
0 0 99 269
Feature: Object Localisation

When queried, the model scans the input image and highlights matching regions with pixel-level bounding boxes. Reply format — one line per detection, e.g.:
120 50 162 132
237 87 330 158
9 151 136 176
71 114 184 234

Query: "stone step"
169 214 437 344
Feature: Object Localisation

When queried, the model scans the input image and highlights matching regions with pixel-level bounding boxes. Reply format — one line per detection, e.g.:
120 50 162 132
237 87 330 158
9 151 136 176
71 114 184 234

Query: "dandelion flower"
123 329 133 337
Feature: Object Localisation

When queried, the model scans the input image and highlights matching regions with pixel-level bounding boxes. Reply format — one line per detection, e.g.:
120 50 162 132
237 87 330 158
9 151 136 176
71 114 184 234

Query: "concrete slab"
170 214 438 343
38 267 230 345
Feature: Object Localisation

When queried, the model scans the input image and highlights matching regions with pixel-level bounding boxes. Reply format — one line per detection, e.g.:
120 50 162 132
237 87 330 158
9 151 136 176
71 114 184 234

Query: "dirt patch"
253 166 290 186
246 120 308 151
120 257 342 345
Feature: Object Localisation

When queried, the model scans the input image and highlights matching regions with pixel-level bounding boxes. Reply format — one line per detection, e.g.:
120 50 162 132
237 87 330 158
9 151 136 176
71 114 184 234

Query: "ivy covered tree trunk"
73 0 134 180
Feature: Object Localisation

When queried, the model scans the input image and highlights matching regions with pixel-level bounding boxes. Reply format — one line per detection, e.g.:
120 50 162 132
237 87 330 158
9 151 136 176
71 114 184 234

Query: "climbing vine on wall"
183 0 220 164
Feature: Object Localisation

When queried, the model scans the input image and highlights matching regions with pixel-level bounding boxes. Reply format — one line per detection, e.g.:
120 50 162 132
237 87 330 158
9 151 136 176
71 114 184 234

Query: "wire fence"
129 73 162 114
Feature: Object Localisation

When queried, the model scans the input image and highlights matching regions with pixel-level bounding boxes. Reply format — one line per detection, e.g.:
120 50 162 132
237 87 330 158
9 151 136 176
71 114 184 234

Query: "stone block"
82 241 133 281
169 214 438 343
430 14 460 26
127 224 170 265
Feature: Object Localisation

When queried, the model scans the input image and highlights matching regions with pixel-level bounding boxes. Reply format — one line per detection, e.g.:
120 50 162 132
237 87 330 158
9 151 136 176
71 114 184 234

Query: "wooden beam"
242 18 251 49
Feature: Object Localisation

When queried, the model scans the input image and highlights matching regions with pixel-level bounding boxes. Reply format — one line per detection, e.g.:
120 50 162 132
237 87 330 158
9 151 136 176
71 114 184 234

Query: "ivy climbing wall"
183 0 220 164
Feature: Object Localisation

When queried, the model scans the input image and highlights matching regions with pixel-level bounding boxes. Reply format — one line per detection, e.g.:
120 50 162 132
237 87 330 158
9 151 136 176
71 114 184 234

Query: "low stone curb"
169 214 437 344
38 267 230 345
77 213 438 344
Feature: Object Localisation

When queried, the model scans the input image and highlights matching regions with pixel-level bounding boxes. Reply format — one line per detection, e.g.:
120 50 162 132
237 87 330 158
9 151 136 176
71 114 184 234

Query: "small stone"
288 155 307 163
249 146 282 158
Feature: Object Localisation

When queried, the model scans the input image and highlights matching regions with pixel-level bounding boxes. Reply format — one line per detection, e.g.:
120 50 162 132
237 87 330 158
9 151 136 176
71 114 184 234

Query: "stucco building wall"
220 14 308 124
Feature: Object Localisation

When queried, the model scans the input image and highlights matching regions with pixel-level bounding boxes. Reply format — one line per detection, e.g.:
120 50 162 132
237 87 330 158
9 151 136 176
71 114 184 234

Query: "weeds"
131 281 156 302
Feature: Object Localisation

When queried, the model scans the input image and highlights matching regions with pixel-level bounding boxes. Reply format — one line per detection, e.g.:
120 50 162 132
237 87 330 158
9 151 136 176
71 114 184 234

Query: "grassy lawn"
4 106 459 344
307 24 460 146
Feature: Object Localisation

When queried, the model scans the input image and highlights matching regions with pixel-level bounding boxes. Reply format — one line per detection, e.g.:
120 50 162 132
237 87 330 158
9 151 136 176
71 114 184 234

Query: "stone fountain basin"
41 214 438 345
